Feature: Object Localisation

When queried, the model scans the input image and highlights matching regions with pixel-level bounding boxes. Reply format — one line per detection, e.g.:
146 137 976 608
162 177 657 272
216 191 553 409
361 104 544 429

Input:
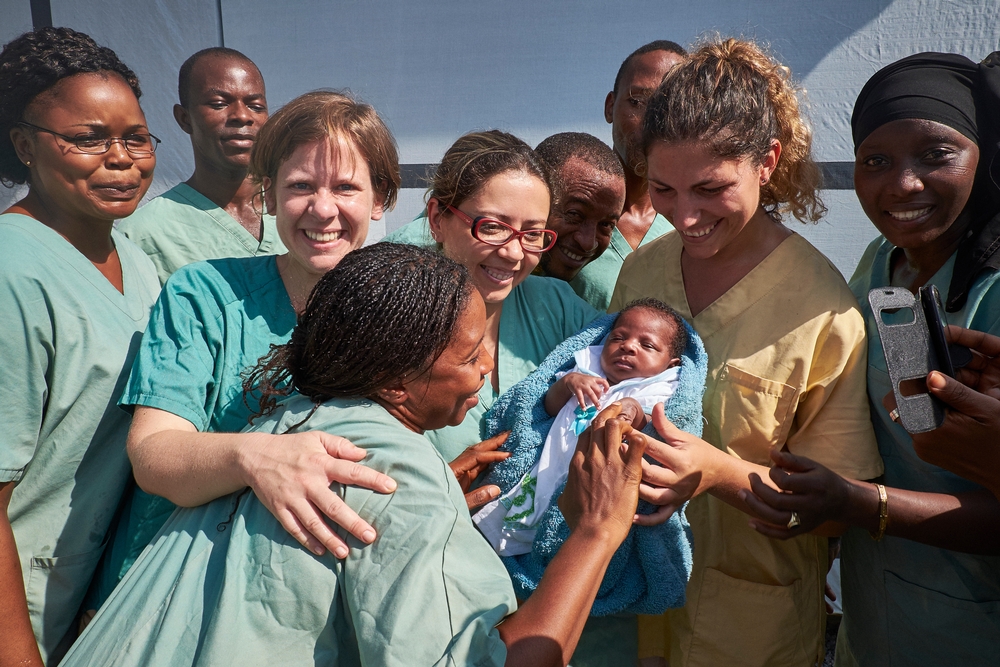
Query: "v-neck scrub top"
836 237 1000 667
61 396 517 667
611 231 883 667
118 183 285 286
0 213 160 662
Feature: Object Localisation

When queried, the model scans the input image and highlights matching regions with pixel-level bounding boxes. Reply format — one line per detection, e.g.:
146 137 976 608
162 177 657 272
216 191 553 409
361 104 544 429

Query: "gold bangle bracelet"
869 483 888 541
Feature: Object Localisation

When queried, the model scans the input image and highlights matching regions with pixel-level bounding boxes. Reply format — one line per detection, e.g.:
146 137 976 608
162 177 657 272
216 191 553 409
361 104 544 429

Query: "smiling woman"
0 27 162 665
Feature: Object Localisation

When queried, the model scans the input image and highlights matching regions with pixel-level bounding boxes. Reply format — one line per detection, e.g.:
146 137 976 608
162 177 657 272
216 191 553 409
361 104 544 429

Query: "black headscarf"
852 52 1000 311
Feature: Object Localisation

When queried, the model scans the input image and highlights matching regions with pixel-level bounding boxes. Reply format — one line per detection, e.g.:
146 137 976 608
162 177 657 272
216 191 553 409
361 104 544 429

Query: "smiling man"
533 132 626 309
118 47 284 284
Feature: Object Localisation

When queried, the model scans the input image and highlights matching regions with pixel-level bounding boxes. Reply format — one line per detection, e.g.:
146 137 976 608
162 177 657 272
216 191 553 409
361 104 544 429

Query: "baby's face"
600 308 681 385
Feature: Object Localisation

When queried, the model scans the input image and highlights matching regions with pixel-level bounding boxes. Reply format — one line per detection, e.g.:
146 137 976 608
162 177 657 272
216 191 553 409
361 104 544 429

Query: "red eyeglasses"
447 205 557 253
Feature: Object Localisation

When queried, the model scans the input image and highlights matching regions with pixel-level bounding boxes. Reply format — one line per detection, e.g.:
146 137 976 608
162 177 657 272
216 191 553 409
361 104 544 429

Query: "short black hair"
177 46 260 108
535 132 624 196
245 243 473 418
0 27 141 185
613 40 687 95
614 297 689 357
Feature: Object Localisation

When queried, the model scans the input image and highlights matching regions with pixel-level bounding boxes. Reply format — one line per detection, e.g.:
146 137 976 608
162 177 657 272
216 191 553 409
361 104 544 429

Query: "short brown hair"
641 38 825 223
250 90 400 210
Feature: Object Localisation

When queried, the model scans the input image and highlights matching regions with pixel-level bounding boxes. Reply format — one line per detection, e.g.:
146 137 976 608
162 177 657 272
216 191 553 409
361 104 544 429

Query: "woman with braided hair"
63 243 648 667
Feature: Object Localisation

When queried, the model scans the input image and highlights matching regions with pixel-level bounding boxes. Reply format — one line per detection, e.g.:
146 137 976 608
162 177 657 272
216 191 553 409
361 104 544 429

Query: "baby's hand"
615 397 647 429
563 372 610 410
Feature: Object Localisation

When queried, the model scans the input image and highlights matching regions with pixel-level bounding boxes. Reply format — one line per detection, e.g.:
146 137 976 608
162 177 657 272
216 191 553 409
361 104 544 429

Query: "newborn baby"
475 298 687 556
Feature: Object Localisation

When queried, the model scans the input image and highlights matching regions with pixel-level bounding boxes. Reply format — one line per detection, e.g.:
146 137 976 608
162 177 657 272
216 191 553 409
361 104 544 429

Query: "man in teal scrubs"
533 132 626 310
118 48 284 285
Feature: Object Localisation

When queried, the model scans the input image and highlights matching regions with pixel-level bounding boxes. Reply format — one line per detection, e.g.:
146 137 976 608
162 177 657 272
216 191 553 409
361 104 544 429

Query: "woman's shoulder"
517 275 601 318
162 255 281 308
625 229 682 266
778 234 866 305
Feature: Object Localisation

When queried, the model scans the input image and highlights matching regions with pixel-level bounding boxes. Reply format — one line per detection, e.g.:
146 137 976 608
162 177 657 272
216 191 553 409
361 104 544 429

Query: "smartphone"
919 284 955 378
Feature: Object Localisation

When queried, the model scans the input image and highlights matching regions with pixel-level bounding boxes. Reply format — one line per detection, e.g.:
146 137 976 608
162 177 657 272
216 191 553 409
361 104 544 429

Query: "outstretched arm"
127 407 396 558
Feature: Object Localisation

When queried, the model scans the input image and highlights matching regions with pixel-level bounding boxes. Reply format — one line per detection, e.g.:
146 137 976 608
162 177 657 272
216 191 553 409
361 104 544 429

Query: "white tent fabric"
1 0 997 275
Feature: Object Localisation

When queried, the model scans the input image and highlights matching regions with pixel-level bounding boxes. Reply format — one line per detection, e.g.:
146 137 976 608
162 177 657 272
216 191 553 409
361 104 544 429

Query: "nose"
479 343 495 376
574 224 599 253
228 101 254 126
311 189 340 219
893 166 925 195
670 194 700 230
104 139 135 168
497 236 525 262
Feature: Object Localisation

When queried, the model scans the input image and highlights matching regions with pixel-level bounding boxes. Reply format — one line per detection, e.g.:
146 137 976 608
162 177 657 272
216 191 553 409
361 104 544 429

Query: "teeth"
482 266 515 282
561 248 588 262
888 207 932 221
304 230 344 242
682 222 717 238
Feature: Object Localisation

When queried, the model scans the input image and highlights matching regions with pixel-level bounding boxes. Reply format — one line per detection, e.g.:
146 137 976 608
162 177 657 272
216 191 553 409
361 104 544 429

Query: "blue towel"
481 313 706 616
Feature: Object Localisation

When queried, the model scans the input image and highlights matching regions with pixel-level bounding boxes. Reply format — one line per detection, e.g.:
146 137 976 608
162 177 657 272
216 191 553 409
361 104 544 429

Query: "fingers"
926 370 996 420
591 402 624 430
275 503 341 557
326 458 397 494
651 404 685 444
319 433 368 462
768 447 817 475
465 484 501 511
633 503 677 526
472 431 510 452
638 480 681 506
945 325 1000 358
308 488 377 553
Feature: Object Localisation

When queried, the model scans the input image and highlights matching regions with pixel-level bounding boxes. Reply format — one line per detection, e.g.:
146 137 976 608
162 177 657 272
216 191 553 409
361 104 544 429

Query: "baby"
475 298 688 556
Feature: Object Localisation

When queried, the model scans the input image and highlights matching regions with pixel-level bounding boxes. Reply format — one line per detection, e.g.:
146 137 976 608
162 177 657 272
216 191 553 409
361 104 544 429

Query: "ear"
604 91 615 124
668 357 682 369
759 139 782 184
375 382 408 406
370 192 386 222
262 177 276 215
426 197 445 242
173 104 193 135
9 126 35 166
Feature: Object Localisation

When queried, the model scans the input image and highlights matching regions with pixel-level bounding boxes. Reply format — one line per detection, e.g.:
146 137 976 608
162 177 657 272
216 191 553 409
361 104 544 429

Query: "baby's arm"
615 397 649 432
544 372 610 416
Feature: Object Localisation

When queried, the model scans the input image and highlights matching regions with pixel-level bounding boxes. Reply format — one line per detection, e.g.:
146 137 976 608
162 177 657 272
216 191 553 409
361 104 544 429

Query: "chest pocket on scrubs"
714 364 798 464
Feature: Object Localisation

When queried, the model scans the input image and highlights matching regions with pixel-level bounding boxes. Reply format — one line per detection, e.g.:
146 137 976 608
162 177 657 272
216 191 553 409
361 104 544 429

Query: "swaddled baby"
475 298 687 556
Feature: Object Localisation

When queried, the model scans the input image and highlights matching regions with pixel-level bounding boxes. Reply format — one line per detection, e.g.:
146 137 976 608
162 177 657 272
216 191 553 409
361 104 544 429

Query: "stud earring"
24 160 31 167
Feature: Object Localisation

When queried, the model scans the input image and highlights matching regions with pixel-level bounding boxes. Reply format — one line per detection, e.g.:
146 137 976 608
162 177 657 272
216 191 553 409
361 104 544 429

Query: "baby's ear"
668 357 682 369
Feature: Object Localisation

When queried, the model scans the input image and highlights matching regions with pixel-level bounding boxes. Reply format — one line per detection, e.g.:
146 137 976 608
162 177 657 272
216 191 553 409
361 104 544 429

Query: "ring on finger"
787 511 801 529
889 408 900 423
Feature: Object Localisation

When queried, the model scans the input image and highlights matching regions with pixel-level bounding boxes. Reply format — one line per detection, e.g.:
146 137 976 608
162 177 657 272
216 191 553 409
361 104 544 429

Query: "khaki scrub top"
611 231 883 667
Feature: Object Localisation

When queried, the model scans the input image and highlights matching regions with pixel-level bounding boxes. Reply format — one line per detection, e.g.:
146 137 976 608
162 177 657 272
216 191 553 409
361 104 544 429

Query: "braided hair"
245 243 473 417
0 27 141 185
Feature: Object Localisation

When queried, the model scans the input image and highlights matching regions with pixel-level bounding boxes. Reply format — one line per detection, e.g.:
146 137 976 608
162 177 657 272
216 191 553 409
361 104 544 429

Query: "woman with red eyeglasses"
420 130 603 464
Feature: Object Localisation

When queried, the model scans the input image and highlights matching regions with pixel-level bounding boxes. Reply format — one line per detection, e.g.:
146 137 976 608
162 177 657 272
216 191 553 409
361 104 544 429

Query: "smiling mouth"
681 221 718 238
558 246 594 264
481 265 515 284
304 230 345 243
887 207 933 221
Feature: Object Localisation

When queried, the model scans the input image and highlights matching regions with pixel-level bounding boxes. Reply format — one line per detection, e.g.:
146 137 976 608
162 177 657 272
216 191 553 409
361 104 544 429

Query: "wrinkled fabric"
62 397 517 667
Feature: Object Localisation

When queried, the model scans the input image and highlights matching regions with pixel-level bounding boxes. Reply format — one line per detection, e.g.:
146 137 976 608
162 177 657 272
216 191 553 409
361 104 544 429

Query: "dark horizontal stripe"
399 161 856 190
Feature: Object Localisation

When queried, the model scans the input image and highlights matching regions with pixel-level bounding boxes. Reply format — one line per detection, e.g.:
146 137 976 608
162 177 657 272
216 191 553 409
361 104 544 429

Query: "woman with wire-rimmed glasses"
0 27 162 665
419 130 603 464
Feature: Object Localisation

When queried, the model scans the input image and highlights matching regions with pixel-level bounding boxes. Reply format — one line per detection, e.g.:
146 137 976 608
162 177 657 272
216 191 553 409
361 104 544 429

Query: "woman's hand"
563 372 610 409
448 432 511 510
738 448 853 539
634 404 718 525
239 430 397 558
559 403 646 544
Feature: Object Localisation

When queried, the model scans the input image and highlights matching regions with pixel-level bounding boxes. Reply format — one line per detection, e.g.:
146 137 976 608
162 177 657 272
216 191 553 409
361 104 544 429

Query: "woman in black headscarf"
738 52 1000 666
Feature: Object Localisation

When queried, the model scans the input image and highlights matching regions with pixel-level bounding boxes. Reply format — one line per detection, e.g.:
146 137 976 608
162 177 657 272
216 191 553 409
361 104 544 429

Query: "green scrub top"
118 183 286 286
90 255 296 605
570 214 672 311
381 212 435 247
424 274 601 461
0 213 160 663
61 396 517 667
838 236 1000 667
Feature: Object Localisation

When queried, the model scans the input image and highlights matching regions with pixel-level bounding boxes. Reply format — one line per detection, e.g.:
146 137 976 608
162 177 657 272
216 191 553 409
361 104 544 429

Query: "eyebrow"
64 122 148 132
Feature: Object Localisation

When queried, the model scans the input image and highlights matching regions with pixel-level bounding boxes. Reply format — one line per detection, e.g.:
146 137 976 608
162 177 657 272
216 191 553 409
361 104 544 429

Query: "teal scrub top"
425 274 601 461
838 236 1000 666
0 213 160 662
569 213 672 311
118 183 285 286
62 396 517 667
91 255 296 604
381 212 435 247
